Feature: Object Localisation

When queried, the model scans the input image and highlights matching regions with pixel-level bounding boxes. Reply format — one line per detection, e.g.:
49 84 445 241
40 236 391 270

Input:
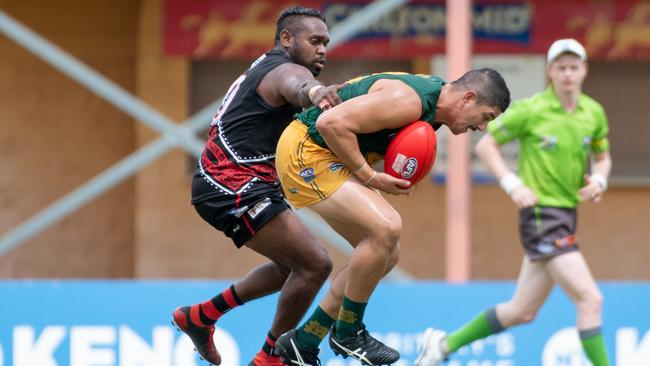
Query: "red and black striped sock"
261 331 277 356
193 284 243 326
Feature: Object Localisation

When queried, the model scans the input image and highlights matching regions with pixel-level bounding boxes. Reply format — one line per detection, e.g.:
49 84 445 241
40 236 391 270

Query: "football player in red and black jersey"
172 6 342 366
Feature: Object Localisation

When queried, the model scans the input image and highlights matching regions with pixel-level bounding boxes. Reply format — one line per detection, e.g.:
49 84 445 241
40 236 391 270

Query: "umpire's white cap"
547 39 587 63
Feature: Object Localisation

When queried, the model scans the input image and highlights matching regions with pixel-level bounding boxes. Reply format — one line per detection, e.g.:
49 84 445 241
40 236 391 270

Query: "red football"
384 121 437 184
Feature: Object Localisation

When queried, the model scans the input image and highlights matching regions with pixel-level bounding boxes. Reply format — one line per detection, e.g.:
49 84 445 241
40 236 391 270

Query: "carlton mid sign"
164 0 650 60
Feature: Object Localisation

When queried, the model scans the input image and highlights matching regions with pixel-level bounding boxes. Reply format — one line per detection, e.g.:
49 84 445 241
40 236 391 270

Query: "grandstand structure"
1 0 649 282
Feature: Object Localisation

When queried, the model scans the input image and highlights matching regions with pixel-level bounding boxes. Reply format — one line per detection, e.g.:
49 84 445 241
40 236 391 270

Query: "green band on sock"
580 328 611 366
335 296 367 338
446 309 504 353
296 306 336 350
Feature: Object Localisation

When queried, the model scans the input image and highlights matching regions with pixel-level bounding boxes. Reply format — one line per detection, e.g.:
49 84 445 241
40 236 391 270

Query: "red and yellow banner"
163 0 650 60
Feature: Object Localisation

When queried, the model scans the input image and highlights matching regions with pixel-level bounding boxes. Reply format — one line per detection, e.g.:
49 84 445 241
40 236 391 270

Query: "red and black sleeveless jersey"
196 49 302 198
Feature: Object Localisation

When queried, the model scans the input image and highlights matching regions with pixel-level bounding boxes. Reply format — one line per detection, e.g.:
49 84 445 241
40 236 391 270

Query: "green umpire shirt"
296 72 444 158
488 87 610 208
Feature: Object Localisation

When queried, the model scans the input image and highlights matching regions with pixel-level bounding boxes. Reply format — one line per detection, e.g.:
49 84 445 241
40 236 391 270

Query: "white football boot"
414 327 448 366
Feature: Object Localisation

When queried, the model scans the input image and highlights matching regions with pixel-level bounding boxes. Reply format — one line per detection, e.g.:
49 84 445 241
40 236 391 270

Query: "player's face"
448 92 501 135
288 18 329 76
547 54 587 94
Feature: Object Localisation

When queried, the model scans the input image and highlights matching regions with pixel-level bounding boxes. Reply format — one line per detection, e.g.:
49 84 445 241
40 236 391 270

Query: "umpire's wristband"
591 173 608 191
499 172 523 195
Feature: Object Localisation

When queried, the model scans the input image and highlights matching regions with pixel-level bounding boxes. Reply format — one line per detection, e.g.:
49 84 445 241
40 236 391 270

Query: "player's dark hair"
274 6 326 44
452 68 511 113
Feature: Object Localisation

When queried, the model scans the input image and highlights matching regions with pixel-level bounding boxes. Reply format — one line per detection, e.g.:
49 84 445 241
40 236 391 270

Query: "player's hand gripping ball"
384 121 437 184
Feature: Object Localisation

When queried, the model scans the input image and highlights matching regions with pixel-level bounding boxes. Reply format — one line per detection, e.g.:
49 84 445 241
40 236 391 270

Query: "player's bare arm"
315 79 421 194
591 151 612 182
474 134 510 180
475 133 537 208
259 63 342 108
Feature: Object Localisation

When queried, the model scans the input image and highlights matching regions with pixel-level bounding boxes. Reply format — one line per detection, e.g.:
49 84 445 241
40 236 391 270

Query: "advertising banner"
164 0 650 60
1 281 648 365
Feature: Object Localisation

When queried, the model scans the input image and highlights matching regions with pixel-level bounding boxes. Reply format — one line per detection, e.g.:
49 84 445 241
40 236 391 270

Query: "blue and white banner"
0 281 648 365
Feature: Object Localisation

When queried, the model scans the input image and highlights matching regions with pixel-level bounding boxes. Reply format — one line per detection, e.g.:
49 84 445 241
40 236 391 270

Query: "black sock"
262 331 277 356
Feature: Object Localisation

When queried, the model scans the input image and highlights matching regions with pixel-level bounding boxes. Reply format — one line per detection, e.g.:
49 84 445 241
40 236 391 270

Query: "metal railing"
0 0 413 281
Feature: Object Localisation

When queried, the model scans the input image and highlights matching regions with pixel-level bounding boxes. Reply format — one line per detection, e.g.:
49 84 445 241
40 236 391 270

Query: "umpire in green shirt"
415 39 612 366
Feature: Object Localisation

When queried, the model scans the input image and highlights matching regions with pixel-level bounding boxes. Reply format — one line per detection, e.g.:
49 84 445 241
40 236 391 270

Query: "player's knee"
577 289 603 316
385 244 400 272
371 215 402 252
593 291 604 310
305 249 333 283
316 254 334 281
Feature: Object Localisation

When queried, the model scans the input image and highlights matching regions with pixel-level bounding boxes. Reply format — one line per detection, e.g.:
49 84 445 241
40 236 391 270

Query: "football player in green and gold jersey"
274 69 510 365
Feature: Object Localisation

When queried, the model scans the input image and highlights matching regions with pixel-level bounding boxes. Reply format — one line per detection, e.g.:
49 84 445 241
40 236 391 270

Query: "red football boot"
248 350 286 366
172 306 221 365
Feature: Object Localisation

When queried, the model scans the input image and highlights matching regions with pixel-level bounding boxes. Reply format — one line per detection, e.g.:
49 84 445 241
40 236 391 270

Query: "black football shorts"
519 206 579 261
192 173 290 247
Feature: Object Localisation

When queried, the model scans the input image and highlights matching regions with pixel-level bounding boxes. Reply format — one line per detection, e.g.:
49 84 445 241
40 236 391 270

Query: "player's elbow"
316 115 342 138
